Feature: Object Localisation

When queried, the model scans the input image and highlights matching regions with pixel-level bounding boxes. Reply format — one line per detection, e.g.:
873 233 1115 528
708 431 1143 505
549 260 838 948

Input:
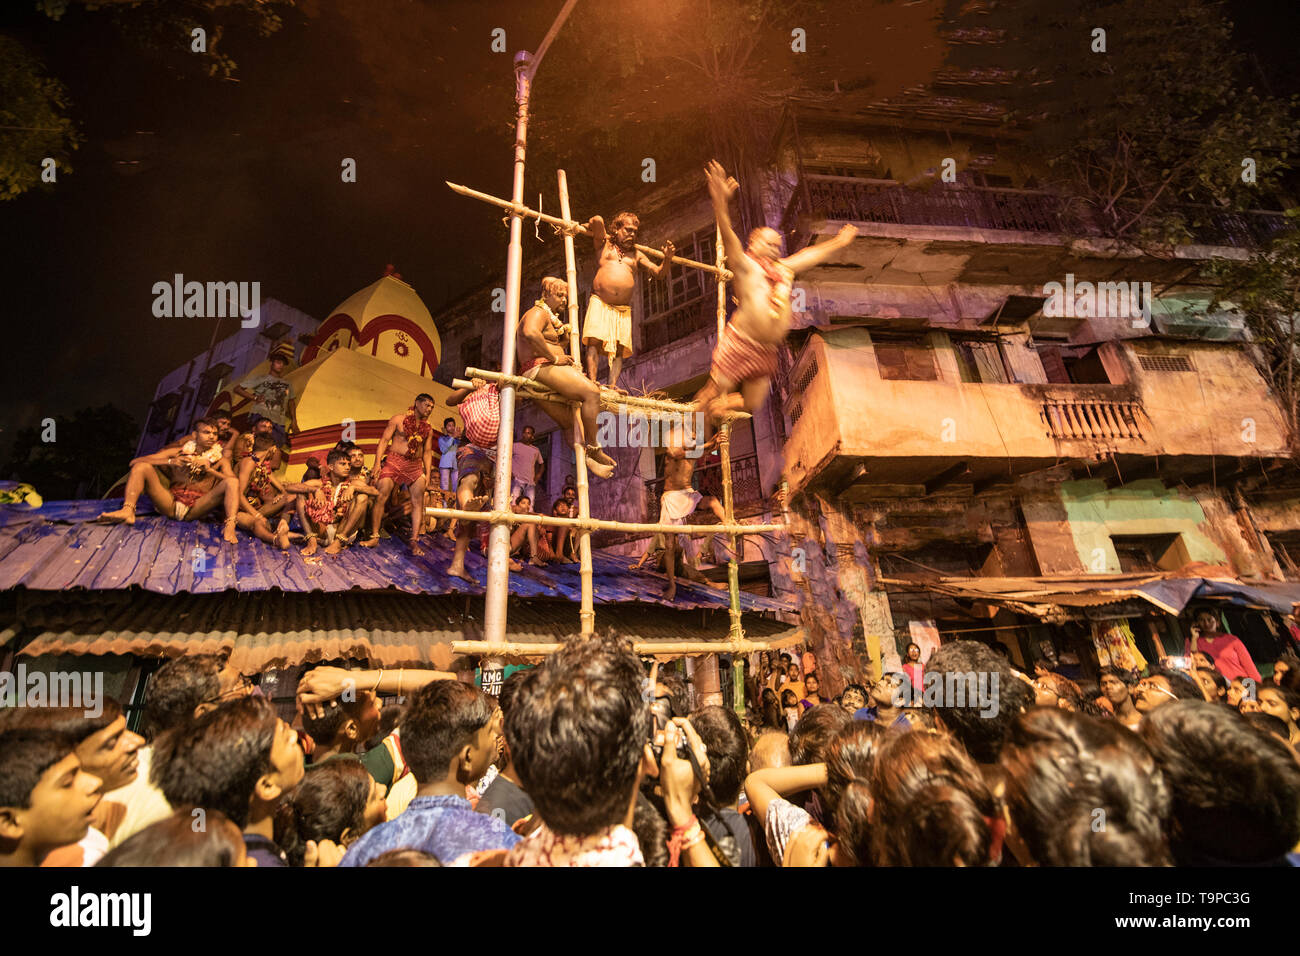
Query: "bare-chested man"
519 277 617 478
695 159 857 423
224 417 282 474
581 212 674 390
660 423 726 601
361 393 435 556
98 417 240 544
286 448 380 556
233 432 296 549
444 378 524 582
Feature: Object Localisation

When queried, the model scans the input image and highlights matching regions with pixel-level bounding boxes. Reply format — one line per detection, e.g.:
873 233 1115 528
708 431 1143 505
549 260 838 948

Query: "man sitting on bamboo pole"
694 160 858 423
518 277 616 478
581 213 674 392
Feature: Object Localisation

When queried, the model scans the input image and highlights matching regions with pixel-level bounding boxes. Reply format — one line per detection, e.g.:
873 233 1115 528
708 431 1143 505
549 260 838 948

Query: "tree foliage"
3 404 138 499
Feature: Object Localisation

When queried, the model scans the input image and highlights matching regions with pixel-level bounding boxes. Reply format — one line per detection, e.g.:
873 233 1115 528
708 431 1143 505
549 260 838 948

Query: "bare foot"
324 538 344 555
664 581 677 602
530 555 547 568
588 446 616 468
465 495 490 511
586 458 615 480
302 536 319 557
98 507 136 526
409 539 426 557
508 558 523 571
274 521 292 550
448 565 475 583
359 534 380 549
223 519 239 545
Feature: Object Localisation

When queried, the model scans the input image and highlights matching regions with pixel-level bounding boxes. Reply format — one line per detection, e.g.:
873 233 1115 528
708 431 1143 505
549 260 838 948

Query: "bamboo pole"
558 168 595 635
421 505 787 537
460 369 751 419
446 181 733 280
716 222 747 715
450 633 805 657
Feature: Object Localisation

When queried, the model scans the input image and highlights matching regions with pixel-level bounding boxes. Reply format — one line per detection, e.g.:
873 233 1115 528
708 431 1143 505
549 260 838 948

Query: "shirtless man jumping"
695 159 857 422
518 277 617 478
98 417 240 544
361 393 435 555
581 211 674 390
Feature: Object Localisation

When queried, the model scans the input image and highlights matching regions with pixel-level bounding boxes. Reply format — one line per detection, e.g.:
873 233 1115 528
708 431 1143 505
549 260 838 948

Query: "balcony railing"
640 295 716 354
781 173 1290 252
1040 398 1145 442
781 174 1072 240
644 453 763 522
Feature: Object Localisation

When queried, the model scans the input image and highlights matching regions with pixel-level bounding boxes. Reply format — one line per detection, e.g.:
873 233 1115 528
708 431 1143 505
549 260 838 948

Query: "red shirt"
1183 633 1261 683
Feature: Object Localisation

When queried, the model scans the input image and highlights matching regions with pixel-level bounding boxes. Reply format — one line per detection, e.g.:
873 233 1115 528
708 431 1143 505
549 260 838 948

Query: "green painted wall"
1059 479 1226 572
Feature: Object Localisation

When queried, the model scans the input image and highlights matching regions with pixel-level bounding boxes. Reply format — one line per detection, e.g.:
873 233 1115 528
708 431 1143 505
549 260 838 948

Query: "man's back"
339 794 519 867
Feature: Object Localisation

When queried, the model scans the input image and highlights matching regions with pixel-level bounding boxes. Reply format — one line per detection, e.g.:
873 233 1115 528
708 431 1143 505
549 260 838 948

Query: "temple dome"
303 269 442 379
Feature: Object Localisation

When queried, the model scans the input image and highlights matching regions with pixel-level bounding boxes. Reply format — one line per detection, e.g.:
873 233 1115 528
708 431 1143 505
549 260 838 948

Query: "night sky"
1 0 1294 452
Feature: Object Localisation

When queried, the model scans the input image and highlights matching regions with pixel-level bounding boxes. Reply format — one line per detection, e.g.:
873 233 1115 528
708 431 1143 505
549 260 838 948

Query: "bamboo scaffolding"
558 168 595 635
422 505 787 537
447 181 733 280
716 223 747 715
458 369 750 420
451 634 804 657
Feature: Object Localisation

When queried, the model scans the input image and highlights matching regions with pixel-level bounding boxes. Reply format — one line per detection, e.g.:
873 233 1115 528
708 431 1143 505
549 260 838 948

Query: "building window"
874 337 938 381
952 338 1009 384
1035 344 1113 385
639 226 718 321
1110 534 1190 573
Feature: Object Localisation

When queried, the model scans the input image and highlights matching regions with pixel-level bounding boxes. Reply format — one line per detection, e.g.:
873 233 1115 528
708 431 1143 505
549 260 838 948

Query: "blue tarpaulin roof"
0 500 792 614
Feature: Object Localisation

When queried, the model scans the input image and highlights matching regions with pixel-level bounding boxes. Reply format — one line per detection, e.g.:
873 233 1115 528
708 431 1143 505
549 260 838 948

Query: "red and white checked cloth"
710 322 780 390
459 383 500 449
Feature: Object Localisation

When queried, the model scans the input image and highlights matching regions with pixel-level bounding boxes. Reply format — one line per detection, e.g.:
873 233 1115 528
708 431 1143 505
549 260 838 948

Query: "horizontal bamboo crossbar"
447 181 733 280
452 634 803 657
423 505 787 537
461 368 751 420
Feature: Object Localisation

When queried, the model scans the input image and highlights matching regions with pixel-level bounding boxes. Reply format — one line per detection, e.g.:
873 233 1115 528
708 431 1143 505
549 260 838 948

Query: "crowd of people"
3 613 1299 867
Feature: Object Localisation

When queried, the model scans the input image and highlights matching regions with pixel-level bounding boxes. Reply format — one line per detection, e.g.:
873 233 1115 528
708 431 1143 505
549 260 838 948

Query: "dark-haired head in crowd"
1097 667 1141 730
870 730 1003 866
1140 700 1300 866
0 699 143 864
152 695 304 867
299 664 383 765
97 807 252 867
277 758 388 866
689 705 755 866
365 848 442 867
339 679 513 866
924 640 1034 766
824 722 885 866
1133 668 1203 716
476 670 536 827
787 704 851 827
1253 685 1300 747
1241 711 1294 749
0 729 102 867
1000 708 1171 865
839 682 867 717
504 635 651 866
1192 665 1228 704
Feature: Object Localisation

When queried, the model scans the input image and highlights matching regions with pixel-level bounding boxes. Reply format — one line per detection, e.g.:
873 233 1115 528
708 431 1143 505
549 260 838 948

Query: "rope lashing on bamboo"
447 181 734 282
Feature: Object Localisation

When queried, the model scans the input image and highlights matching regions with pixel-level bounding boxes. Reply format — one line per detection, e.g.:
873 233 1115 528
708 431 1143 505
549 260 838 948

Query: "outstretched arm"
781 224 858 274
704 160 747 270
637 240 675 279
446 377 488 407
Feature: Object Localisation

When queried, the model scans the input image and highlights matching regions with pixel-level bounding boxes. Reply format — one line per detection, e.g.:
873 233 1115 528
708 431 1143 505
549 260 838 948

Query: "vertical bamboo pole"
558 169 595 635
714 224 743 712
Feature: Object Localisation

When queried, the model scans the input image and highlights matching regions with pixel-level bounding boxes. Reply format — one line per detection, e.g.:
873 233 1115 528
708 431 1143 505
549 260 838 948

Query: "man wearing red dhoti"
361 393 436 555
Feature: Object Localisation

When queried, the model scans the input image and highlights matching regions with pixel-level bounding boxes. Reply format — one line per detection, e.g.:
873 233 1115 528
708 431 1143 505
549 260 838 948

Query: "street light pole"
482 1 580 691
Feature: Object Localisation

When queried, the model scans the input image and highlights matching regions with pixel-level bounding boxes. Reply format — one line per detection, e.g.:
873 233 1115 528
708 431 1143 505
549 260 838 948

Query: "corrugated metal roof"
0 500 790 614
1 589 798 671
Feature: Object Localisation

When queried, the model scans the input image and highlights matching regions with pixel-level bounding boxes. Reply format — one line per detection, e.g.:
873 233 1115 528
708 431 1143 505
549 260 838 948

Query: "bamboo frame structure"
446 73 794 695
447 181 733 281
451 633 804 658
